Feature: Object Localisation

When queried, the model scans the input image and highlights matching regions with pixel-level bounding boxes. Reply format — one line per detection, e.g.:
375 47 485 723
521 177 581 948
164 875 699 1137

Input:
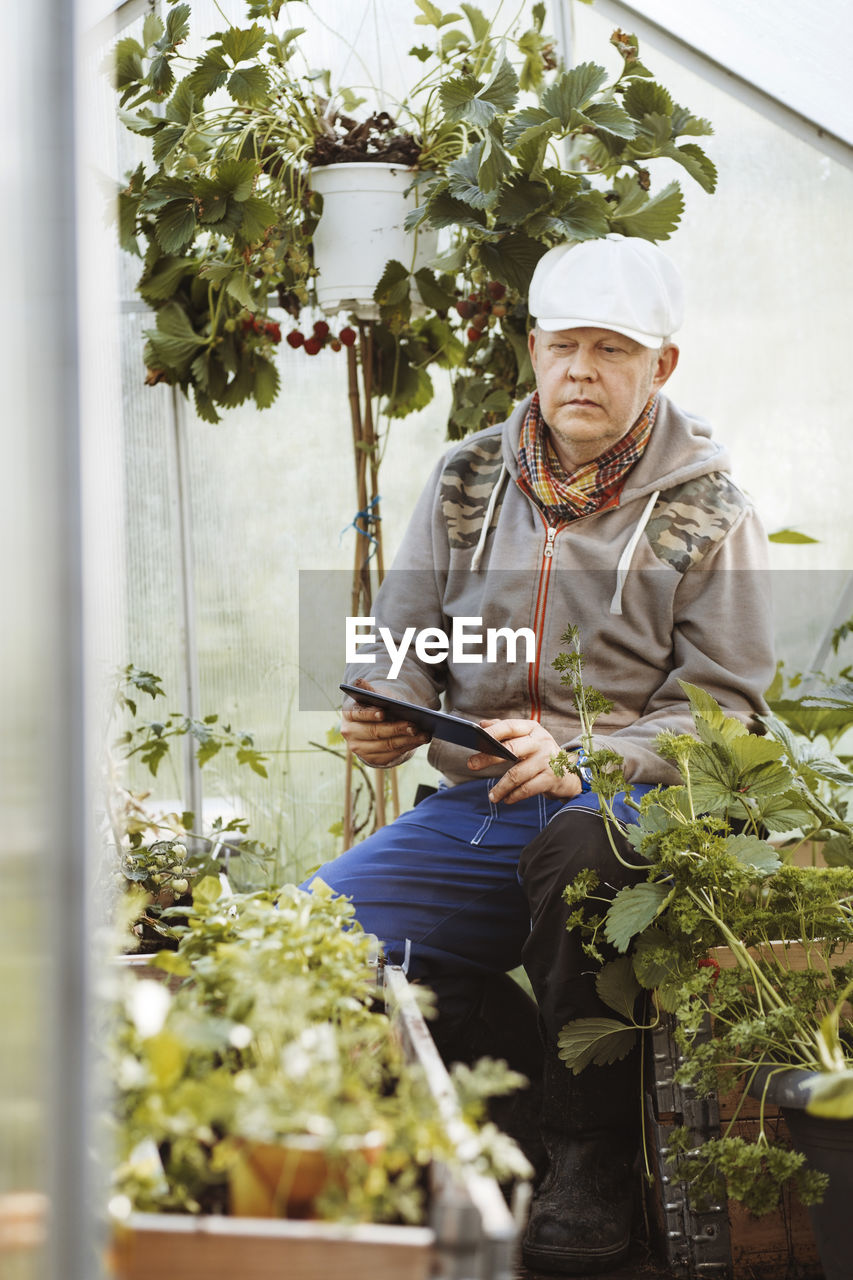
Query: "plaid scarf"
516 391 658 523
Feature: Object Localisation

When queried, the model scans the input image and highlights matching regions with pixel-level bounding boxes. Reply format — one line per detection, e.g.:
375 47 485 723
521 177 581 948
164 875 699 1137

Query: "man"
312 235 774 1274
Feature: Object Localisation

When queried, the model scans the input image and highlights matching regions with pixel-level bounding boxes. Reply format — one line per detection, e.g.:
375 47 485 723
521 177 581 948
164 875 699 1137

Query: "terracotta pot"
228 1132 383 1219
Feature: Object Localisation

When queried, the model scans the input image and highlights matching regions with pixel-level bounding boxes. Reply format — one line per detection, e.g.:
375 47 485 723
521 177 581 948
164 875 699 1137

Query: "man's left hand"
468 719 582 805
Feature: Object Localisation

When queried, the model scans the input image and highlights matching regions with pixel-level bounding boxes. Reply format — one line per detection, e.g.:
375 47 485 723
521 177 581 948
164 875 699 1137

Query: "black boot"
518 808 645 1273
426 970 547 1180
521 1049 639 1275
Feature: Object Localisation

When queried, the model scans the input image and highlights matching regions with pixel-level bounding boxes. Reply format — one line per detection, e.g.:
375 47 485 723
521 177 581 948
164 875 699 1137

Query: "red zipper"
527 514 567 720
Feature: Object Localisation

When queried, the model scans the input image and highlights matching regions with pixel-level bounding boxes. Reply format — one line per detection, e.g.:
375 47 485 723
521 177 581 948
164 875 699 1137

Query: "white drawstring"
610 489 660 615
470 463 508 571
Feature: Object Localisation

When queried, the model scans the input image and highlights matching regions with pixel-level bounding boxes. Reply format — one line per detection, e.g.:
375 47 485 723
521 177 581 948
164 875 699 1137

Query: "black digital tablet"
339 683 517 762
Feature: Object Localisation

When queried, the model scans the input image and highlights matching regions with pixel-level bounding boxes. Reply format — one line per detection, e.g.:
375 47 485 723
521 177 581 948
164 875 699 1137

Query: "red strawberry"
303 336 323 355
339 326 357 347
471 312 489 331
467 327 483 343
313 320 330 339
265 322 282 343
486 281 507 301
286 330 305 348
455 300 475 319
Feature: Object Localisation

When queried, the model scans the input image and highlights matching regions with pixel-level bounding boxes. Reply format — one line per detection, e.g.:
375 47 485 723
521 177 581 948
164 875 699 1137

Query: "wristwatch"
575 750 593 793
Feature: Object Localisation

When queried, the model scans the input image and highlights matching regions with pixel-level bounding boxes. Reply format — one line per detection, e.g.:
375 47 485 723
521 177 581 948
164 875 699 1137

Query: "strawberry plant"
114 1 716 433
548 629 853 1216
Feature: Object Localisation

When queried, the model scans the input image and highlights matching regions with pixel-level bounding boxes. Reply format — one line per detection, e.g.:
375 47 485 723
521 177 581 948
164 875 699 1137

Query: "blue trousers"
307 778 652 1037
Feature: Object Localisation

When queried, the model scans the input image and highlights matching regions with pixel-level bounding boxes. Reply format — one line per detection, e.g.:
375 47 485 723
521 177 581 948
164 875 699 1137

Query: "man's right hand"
341 678 430 768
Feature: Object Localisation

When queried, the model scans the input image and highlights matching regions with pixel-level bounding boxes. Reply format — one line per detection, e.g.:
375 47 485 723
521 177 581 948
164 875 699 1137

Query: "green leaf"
440 75 500 129
227 64 271 105
237 746 270 777
605 881 671 953
478 233 546 294
192 874 223 906
725 835 781 874
118 191 141 256
149 122 184 166
373 259 412 308
419 192 487 232
419 0 463 27
766 698 853 740
165 4 191 47
542 62 608 124
196 739 221 767
143 13 165 48
478 133 514 193
494 177 552 226
114 36 145 90
768 528 819 544
139 254 196 303
822 834 853 868
632 927 676 989
554 191 611 241
188 51 229 99
610 181 684 242
557 1017 637 1073
152 951 191 977
680 681 747 744
505 107 561 151
671 104 714 137
219 24 267 64
752 789 814 834
479 56 519 114
445 164 484 214
413 267 456 311
166 76 196 125
238 195 278 244
215 158 258 202
149 54 175 97
155 198 197 253
661 141 718 194
225 273 253 308
144 303 205 370
252 355 280 410
461 3 489 41
623 79 674 120
596 956 640 1020
584 101 637 139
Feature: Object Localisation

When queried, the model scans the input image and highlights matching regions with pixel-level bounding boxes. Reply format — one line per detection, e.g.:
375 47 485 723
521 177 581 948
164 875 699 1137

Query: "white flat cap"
528 234 685 348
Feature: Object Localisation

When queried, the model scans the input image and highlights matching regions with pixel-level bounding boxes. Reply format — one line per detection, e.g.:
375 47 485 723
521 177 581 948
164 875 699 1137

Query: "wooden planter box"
108 964 521 1280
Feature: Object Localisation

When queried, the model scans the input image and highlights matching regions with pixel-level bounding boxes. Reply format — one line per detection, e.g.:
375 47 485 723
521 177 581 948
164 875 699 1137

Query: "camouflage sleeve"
585 498 775 785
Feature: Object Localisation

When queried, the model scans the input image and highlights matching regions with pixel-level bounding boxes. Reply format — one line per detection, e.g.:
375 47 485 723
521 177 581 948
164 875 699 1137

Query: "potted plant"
106 875 531 1277
114 2 715 430
104 664 276 953
548 628 853 1277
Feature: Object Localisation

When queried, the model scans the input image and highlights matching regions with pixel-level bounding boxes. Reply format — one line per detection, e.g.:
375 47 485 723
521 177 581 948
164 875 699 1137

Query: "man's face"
528 326 678 471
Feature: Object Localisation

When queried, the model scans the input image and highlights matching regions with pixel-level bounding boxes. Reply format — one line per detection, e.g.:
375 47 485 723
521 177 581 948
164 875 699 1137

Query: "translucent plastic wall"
110 0 853 891
570 2 853 668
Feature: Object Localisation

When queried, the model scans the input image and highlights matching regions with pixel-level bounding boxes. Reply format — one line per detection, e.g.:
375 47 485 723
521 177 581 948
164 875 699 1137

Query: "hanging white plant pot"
309 162 438 320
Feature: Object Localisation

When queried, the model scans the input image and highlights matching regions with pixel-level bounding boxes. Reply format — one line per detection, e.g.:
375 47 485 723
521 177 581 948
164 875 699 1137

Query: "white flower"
127 980 171 1038
228 1024 252 1050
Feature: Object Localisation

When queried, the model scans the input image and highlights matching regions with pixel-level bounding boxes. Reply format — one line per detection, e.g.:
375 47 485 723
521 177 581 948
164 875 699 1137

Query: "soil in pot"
308 111 421 167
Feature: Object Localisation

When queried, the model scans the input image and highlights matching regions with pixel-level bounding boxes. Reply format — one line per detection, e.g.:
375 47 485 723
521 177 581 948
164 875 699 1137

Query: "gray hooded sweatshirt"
346 393 775 787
